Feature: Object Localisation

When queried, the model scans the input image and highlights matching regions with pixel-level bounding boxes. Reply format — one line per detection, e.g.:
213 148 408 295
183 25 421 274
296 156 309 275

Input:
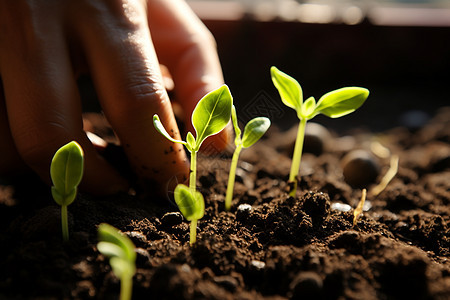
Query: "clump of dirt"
0 107 449 299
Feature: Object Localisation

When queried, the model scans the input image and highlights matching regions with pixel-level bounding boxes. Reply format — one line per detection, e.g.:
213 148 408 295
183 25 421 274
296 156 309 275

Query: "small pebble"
181 264 191 273
250 260 265 270
330 202 352 212
341 150 380 188
237 203 252 213
236 204 253 221
161 212 183 227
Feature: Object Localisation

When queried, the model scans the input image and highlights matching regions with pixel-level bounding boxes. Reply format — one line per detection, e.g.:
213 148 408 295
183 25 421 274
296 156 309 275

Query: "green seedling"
271 66 369 197
153 84 233 192
50 141 84 242
97 223 136 300
225 105 270 211
174 184 205 245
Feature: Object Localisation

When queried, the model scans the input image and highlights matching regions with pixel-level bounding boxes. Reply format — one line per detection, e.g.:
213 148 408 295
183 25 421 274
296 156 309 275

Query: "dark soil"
0 108 449 300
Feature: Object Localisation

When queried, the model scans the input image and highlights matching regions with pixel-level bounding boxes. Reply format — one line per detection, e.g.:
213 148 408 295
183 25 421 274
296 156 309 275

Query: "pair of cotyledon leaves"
270 66 369 120
50 141 84 207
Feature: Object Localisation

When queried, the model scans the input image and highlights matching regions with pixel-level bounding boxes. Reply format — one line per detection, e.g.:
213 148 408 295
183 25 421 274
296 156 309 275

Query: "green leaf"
98 223 136 263
186 132 196 152
299 96 316 119
270 66 303 111
192 85 232 150
231 105 242 146
174 184 205 221
314 87 369 118
242 117 271 148
153 114 187 145
50 141 84 206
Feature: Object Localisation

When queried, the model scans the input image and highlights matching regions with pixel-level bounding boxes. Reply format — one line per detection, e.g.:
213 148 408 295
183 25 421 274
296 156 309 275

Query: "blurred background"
185 0 450 132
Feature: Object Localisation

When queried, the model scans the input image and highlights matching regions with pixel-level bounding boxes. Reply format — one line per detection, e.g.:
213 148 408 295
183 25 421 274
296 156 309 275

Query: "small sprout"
154 85 232 192
271 66 369 197
97 223 136 300
353 189 367 226
225 105 270 211
371 154 399 196
174 184 205 245
50 141 84 242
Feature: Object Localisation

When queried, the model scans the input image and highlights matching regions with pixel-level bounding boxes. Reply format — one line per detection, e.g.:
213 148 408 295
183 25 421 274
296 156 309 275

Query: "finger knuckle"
109 75 168 122
193 27 218 50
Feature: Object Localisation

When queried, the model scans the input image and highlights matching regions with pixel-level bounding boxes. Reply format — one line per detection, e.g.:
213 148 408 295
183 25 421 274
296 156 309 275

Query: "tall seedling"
271 67 369 197
50 141 84 242
154 85 232 244
225 105 270 211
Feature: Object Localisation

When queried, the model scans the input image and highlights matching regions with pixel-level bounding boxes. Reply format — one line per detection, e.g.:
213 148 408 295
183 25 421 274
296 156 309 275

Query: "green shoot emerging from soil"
97 223 136 300
271 66 369 197
225 105 270 211
174 184 205 245
50 141 84 242
153 85 233 192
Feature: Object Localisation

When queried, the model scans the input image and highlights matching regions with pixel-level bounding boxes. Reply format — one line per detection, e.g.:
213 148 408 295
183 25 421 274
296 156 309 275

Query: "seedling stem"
190 152 197 191
225 105 270 210
225 144 242 211
61 205 69 241
190 219 198 245
120 273 133 300
289 118 307 197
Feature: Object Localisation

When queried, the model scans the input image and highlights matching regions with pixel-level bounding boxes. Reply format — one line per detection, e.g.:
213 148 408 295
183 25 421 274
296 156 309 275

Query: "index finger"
71 0 189 195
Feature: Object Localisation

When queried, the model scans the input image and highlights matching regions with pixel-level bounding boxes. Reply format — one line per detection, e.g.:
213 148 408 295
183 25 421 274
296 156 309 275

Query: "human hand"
0 0 231 196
